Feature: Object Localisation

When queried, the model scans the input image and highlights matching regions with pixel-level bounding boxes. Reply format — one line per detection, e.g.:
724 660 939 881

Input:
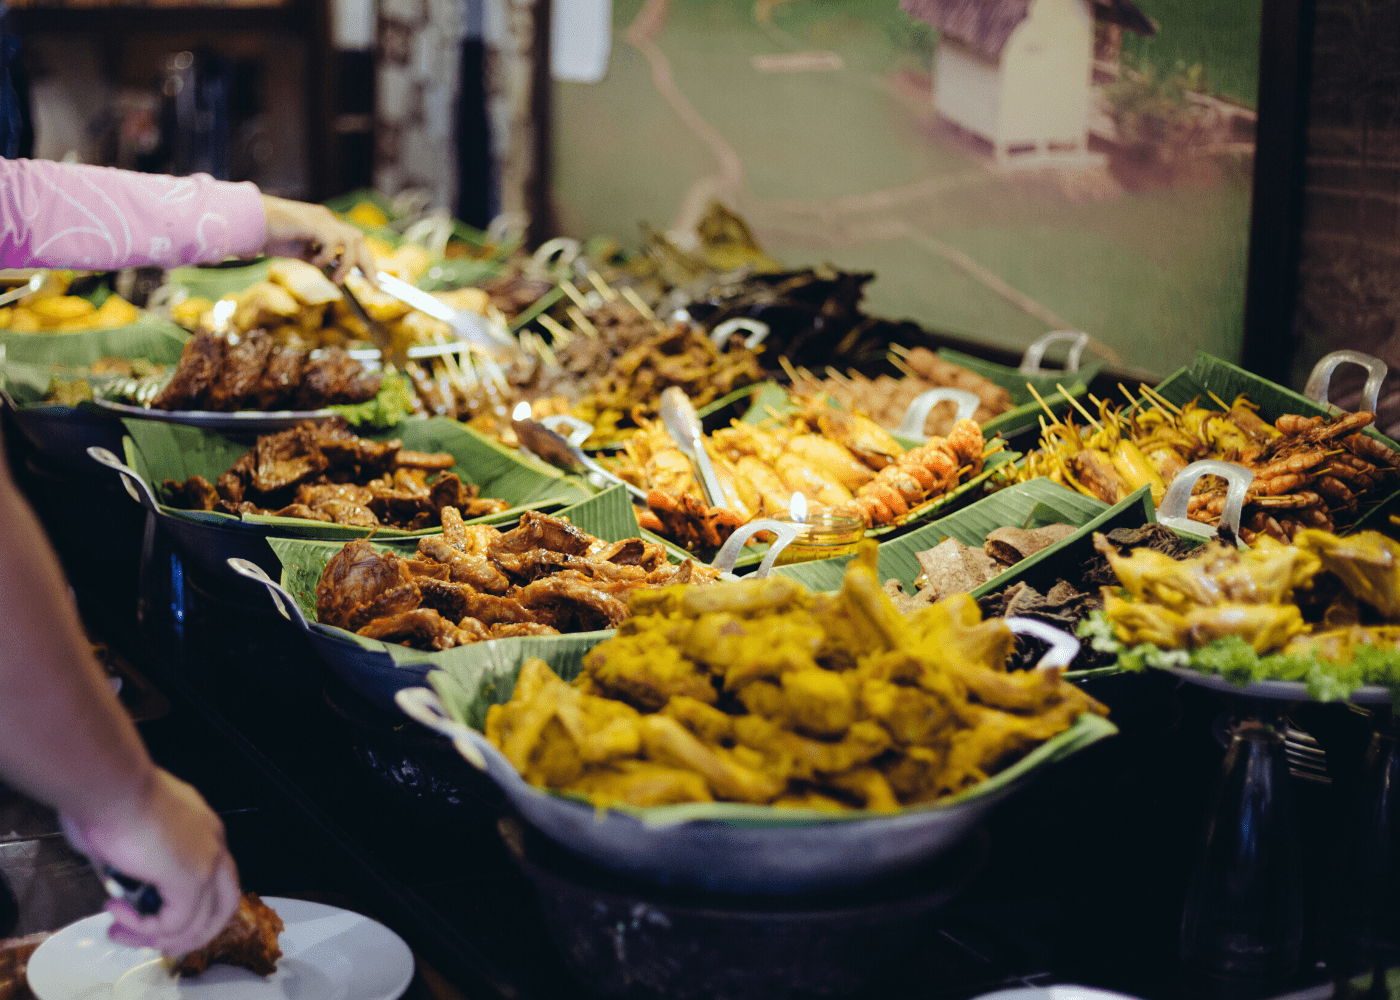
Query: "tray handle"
86 446 161 515
1005 617 1081 670
710 518 802 578
226 557 312 632
539 414 594 447
395 687 489 770
1304 349 1388 415
895 387 980 439
709 318 771 351
1019 331 1090 375
1157 459 1254 541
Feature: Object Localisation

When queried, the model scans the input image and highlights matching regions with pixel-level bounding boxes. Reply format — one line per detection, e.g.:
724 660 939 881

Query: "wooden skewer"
532 333 559 370
888 356 918 380
824 366 852 386
537 313 573 345
621 286 656 320
567 306 599 338
888 342 912 359
1207 390 1231 411
1139 383 1182 415
1025 382 1063 425
1059 384 1103 429
587 271 619 302
559 279 592 312
779 355 802 382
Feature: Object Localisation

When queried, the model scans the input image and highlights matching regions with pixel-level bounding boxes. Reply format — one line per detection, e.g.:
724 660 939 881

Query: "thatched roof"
902 0 1156 57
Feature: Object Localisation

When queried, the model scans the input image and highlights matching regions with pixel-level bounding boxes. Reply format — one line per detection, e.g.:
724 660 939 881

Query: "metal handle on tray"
1304 349 1388 415
1019 331 1090 375
530 237 581 274
1005 617 1081 670
710 519 803 578
86 446 161 515
226 557 312 631
895 387 980 439
395 687 489 770
709 318 771 351
1157 459 1254 541
540 415 594 447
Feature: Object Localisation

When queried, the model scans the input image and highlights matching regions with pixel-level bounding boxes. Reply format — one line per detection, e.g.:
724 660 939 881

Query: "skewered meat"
173 893 284 978
161 419 508 530
314 512 719 650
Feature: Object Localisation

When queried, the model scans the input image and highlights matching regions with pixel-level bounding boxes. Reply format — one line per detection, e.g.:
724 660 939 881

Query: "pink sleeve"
0 158 267 270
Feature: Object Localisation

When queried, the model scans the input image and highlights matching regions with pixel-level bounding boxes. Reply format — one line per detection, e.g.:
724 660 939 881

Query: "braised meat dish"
151 328 381 411
173 893 284 978
316 510 720 650
162 418 509 530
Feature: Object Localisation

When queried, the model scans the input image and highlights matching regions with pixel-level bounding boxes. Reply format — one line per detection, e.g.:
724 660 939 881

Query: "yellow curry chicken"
485 543 1107 813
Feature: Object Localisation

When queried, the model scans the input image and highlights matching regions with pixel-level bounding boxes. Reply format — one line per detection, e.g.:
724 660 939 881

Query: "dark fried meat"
151 329 226 410
249 344 305 410
596 537 669 570
163 474 219 511
418 536 512 593
316 539 420 631
205 330 274 412
490 622 560 638
514 573 631 631
357 608 482 650
161 420 494 531
490 511 592 556
174 892 284 978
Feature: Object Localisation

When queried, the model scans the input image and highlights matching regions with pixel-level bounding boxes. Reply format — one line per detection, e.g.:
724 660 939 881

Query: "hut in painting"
902 0 1156 166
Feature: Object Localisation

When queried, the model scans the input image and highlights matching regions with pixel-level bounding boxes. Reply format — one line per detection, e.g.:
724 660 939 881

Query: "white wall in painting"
935 40 1001 142
999 0 1092 151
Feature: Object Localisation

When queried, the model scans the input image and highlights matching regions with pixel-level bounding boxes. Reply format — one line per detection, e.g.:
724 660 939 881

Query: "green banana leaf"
0 316 188 370
266 485 648 660
425 640 1117 824
165 261 270 302
124 416 590 538
773 477 1111 592
1151 351 1400 531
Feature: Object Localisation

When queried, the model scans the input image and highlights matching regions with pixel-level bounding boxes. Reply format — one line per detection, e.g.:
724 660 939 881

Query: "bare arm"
0 444 238 952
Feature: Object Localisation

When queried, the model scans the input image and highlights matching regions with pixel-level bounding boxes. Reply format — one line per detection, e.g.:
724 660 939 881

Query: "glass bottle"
1180 714 1304 979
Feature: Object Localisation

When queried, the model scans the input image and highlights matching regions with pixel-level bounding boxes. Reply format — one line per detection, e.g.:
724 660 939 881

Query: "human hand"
63 769 240 955
261 194 378 285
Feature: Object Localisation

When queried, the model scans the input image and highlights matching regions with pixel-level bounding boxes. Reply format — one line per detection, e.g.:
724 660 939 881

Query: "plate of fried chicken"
27 894 413 1000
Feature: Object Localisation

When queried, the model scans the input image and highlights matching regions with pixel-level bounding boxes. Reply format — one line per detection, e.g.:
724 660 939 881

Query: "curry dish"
485 543 1106 812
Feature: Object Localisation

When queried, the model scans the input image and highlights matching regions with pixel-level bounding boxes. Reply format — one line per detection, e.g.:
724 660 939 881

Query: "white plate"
27 897 415 1000
93 399 339 432
973 987 1144 1000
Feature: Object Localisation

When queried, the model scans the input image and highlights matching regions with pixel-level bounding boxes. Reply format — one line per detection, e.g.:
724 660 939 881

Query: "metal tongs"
660 387 728 508
512 415 648 504
372 271 520 363
337 278 408 371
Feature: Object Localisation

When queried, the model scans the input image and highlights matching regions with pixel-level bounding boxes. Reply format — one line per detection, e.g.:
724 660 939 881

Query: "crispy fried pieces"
161 419 508 530
173 892 284 978
485 541 1107 812
314 512 719 650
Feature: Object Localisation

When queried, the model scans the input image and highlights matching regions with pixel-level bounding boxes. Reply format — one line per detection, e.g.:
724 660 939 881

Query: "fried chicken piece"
151 329 226 410
173 892 284 978
659 695 734 744
640 715 785 803
571 761 713 807
357 608 485 650
595 538 669 571
204 329 274 411
418 536 511 593
583 627 718 709
316 539 420 630
249 345 306 410
514 573 631 631
731 716 891 783
490 511 592 556
163 475 220 511
397 449 456 471
490 622 560 638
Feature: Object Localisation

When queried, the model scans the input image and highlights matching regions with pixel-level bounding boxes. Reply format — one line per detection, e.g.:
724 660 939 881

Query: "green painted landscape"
553 0 1262 378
